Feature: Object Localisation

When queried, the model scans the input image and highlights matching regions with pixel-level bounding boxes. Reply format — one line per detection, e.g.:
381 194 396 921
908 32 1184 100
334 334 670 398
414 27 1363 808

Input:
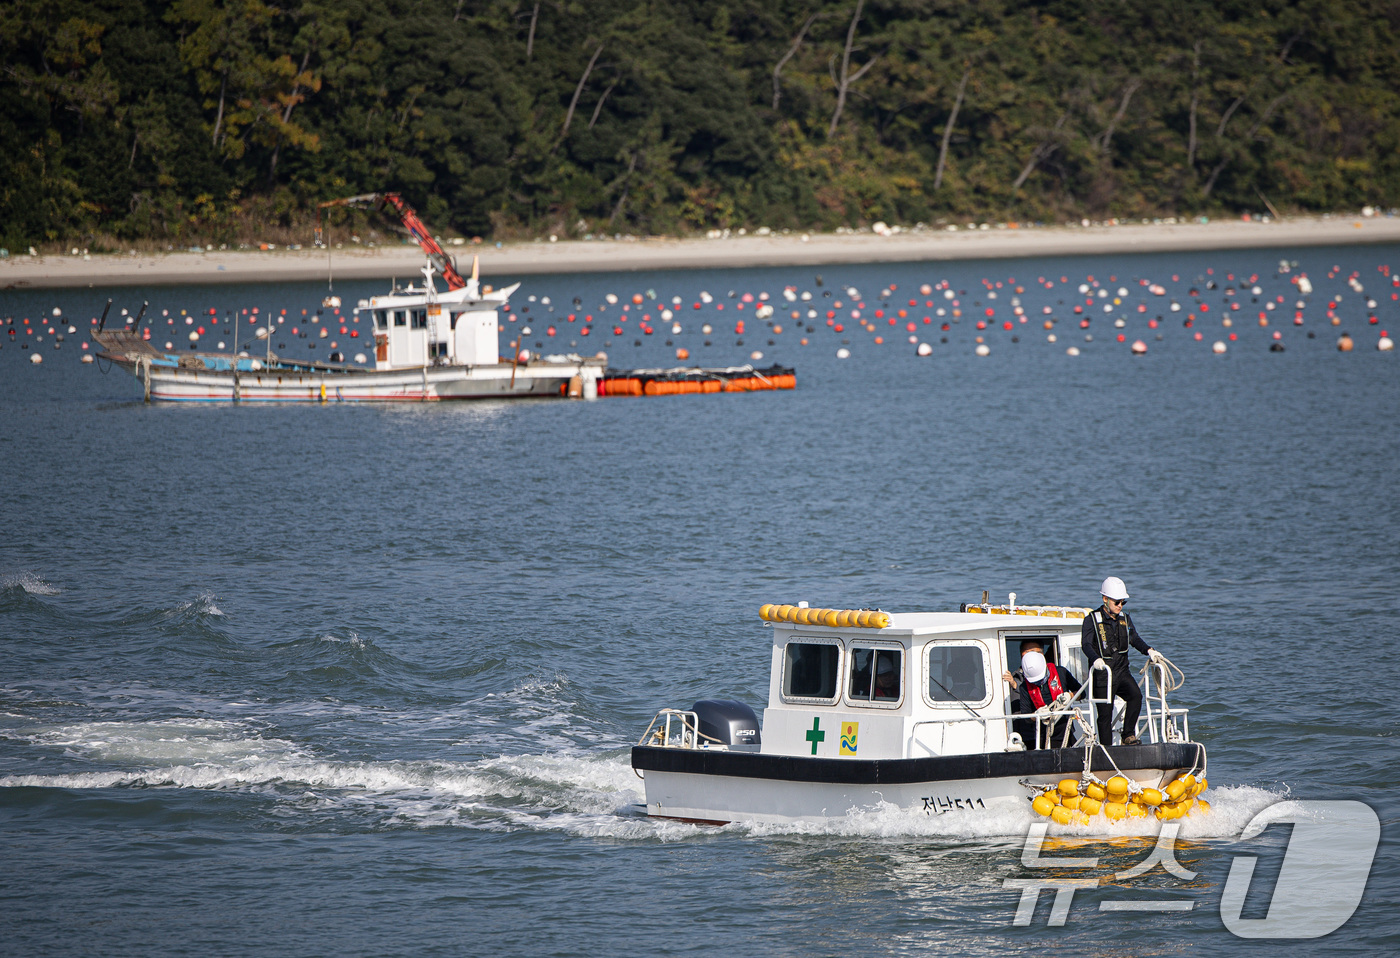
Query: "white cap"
1022 651 1047 684
1100 576 1129 600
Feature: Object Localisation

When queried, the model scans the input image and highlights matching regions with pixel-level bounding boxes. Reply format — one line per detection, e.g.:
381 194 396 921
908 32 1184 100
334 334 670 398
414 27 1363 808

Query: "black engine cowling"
691 699 761 750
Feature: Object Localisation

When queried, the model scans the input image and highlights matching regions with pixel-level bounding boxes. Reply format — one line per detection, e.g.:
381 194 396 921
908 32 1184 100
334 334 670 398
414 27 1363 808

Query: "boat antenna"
927 673 982 720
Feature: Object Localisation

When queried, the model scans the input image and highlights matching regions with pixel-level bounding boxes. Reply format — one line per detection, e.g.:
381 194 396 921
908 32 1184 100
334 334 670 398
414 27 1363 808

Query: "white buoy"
701 324 713 335
29 353 42 364
916 342 933 356
189 332 199 342
81 354 93 364
1298 276 1313 294
1379 336 1394 351
1066 346 1080 356
671 324 682 335
836 348 850 359
975 343 990 356
1047 333 1058 343
605 293 618 304
750 350 763 361
1131 339 1147 354
354 352 367 363
1213 341 1228 354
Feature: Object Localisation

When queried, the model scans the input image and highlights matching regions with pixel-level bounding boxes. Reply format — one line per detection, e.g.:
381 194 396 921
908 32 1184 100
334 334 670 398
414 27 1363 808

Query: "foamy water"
0 713 1285 845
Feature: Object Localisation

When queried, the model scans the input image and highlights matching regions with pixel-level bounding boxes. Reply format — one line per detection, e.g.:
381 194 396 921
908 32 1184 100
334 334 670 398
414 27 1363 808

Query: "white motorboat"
632 597 1207 825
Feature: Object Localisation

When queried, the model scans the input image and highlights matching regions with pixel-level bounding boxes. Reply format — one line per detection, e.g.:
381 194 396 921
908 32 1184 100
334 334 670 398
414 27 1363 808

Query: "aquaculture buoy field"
2 242 1399 956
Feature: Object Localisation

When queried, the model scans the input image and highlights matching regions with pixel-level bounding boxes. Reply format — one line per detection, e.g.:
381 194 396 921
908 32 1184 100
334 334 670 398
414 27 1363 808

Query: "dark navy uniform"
1081 606 1153 743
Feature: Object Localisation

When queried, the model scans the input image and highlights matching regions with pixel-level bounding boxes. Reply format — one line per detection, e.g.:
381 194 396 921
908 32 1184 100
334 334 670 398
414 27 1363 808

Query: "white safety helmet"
1100 576 1129 601
1021 651 1047 684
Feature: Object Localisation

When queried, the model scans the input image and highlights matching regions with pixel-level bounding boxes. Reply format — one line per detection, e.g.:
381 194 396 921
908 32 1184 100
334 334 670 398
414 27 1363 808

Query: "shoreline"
6 216 1400 289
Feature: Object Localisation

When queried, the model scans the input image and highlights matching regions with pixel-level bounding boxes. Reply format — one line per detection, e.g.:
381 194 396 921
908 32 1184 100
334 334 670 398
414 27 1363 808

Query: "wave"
1 572 61 595
166 592 223 619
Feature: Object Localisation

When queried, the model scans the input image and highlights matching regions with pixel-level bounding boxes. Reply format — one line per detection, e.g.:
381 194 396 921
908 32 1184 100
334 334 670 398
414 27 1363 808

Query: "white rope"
1140 652 1186 693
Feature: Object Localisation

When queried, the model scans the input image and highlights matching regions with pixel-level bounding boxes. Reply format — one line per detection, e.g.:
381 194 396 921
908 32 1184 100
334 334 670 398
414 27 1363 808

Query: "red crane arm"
315 192 468 290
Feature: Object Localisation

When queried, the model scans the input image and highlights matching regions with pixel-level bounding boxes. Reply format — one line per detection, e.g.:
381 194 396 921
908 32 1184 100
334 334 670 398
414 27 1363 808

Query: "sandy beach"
6 215 1400 289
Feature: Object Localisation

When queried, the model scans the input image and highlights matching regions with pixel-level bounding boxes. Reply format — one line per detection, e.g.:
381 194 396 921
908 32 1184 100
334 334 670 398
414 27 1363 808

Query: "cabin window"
926 643 990 707
394 310 407 327
411 309 428 329
848 647 902 705
1003 634 1059 680
375 310 388 330
429 342 449 359
782 640 840 702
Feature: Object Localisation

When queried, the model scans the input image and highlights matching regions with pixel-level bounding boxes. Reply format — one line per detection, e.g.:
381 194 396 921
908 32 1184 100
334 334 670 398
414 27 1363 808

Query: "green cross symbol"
806 716 825 755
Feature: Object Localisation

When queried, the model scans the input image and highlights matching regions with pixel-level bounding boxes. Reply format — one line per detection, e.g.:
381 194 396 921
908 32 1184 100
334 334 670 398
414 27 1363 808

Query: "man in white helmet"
1014 650 1083 749
1081 576 1163 746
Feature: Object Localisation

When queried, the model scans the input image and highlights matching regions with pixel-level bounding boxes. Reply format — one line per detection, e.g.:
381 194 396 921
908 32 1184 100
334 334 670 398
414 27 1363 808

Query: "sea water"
2 244 1398 956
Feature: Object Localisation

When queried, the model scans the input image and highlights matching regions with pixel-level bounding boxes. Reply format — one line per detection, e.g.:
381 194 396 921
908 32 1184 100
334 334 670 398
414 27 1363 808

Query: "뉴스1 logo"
1005 800 1379 938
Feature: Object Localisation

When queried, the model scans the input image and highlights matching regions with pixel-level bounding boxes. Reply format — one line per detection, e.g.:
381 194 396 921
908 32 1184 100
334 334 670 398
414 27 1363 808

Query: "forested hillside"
5 0 1400 248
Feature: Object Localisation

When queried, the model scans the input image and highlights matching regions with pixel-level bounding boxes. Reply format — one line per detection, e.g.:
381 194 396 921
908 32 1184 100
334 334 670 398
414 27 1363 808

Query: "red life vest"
1025 664 1065 709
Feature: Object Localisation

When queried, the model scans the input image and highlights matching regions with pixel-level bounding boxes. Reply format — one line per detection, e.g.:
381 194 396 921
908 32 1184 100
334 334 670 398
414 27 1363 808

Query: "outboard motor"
691 700 761 751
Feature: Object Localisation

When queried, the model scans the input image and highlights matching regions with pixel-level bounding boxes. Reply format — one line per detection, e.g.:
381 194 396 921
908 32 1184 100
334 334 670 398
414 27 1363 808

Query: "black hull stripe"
631 742 1203 785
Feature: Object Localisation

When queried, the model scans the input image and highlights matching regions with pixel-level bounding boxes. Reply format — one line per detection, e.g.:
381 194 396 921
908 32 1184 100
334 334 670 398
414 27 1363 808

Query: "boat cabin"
355 269 517 371
761 603 1099 760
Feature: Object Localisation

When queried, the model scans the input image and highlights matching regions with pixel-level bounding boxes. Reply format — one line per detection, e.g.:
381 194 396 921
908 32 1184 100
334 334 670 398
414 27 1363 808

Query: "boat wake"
0 715 1285 843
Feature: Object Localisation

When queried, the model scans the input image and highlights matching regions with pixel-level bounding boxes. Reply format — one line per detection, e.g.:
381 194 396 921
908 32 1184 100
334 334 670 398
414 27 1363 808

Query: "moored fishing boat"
632 596 1208 825
90 264 604 403
90 190 605 402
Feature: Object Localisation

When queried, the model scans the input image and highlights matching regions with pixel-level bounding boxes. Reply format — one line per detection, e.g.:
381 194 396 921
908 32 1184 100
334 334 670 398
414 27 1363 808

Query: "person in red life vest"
1002 638 1045 690
1081 576 1164 746
1016 650 1082 749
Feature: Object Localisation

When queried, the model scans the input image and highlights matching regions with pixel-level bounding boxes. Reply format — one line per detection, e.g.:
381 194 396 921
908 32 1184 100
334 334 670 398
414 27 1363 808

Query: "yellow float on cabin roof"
759 604 890 629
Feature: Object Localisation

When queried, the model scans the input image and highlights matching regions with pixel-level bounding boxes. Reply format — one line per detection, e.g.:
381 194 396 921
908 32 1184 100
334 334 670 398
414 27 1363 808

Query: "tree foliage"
3 0 1400 247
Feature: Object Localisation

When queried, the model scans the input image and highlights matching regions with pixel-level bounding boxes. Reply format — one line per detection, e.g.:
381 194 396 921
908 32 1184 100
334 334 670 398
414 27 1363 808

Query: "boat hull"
631 741 1203 824
105 355 597 402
